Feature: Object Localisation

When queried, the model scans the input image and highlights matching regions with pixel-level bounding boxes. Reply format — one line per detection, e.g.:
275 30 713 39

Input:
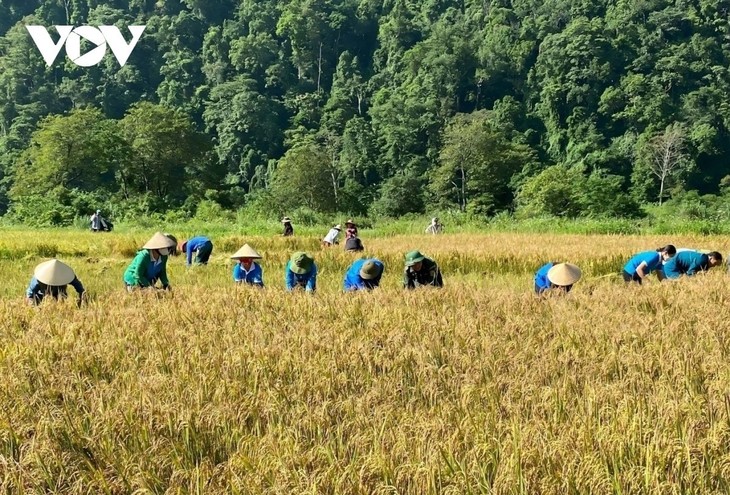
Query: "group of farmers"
25 231 445 305
534 245 724 294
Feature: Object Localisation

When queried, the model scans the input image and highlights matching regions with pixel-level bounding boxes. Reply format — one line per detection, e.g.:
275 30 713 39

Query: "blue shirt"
285 261 317 292
623 251 662 276
534 262 554 293
663 250 709 279
186 236 212 265
344 259 384 291
147 257 164 282
233 262 264 286
26 276 85 302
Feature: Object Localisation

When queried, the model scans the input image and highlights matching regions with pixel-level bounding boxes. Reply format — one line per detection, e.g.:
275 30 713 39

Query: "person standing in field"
285 252 317 292
403 250 443 289
179 236 214 266
623 245 677 284
26 259 86 306
123 232 176 292
534 262 582 294
282 217 294 236
322 224 341 247
344 258 384 291
425 217 443 234
89 209 108 232
662 250 723 279
232 244 264 287
345 219 358 240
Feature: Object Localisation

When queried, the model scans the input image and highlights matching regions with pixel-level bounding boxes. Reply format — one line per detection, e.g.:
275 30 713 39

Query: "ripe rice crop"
1 230 730 493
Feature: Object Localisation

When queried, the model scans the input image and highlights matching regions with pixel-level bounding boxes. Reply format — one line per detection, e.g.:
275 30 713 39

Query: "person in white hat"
345 219 358 240
282 217 294 237
26 259 85 306
534 262 581 294
322 224 341 247
425 217 443 234
123 232 176 291
232 244 264 287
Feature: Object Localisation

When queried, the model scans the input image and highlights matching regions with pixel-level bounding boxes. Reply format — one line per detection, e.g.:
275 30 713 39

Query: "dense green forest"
1 0 730 225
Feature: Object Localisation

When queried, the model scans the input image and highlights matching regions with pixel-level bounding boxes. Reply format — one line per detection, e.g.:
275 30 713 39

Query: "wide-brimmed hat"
333 224 341 230
289 252 313 275
405 250 426 267
231 244 262 259
345 219 355 226
143 232 177 250
359 260 382 280
547 263 582 286
282 217 291 223
432 217 439 223
34 259 75 286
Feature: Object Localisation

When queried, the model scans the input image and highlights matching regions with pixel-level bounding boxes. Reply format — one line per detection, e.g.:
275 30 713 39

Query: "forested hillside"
1 0 730 225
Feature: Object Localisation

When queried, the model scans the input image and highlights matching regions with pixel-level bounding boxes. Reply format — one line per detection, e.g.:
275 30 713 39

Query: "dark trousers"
195 241 213 264
623 270 642 284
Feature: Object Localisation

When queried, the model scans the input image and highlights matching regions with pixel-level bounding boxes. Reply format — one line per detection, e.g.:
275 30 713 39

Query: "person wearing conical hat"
322 224 341 247
345 219 358 240
179 235 214 267
232 244 264 287
344 258 384 291
662 250 722 279
285 252 317 292
425 217 443 234
123 232 176 292
403 250 443 289
282 217 294 237
534 262 581 294
26 259 85 306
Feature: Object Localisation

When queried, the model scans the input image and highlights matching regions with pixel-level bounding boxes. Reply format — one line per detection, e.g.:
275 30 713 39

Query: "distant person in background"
232 244 264 287
404 250 443 289
282 217 294 237
89 209 109 232
179 236 214 266
663 250 722 279
623 245 677 284
26 259 85 306
345 219 358 240
425 217 443 234
344 258 384 291
534 262 581 294
345 237 364 252
123 232 176 291
285 252 317 292
322 224 341 247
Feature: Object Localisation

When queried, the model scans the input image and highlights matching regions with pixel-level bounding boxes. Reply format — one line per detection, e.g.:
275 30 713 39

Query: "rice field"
2 229 730 493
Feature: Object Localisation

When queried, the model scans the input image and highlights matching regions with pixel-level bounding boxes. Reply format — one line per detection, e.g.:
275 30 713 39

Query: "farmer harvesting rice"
89 209 109 232
285 252 317 292
282 217 294 236
425 217 443 234
662 250 722 279
322 224 341 247
534 262 582 294
404 250 443 289
623 245 677 284
344 258 384 291
345 219 358 240
123 232 175 291
26 259 85 306
179 236 214 266
232 244 264 287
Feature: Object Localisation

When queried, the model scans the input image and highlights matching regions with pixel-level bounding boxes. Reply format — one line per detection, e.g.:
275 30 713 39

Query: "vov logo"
26 25 146 67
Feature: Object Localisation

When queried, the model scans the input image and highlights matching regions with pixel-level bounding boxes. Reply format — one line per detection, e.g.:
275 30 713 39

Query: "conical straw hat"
34 259 75 286
547 262 582 286
231 244 262 259
143 232 177 250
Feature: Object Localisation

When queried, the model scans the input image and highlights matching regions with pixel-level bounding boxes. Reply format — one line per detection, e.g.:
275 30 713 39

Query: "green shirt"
123 249 170 288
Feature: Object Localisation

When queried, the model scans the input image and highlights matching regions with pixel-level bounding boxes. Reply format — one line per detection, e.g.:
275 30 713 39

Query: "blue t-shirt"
232 262 264 286
534 262 554 293
623 251 662 276
344 258 384 291
663 250 709 278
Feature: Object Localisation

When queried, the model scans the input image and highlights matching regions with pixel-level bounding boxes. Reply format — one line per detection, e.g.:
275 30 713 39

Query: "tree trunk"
658 174 665 206
317 42 323 93
460 166 467 212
